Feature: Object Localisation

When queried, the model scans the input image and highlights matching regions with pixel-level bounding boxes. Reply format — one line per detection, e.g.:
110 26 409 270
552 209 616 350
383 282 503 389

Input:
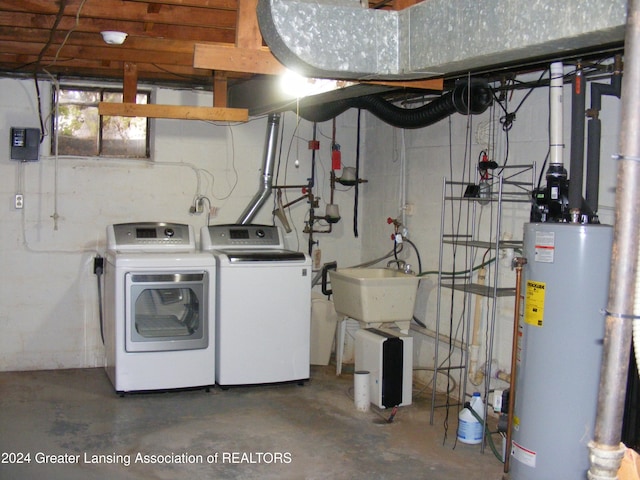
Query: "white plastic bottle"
457 392 485 445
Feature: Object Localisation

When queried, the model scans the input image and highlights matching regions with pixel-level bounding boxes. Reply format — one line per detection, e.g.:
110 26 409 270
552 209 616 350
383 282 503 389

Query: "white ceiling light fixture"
100 31 128 45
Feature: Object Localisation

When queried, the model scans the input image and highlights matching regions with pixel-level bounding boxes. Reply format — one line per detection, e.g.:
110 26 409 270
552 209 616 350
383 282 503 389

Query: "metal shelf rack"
429 164 534 452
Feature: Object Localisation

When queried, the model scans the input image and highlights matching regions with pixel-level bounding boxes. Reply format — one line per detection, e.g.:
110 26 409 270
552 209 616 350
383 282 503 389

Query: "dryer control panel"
201 224 283 250
107 222 195 251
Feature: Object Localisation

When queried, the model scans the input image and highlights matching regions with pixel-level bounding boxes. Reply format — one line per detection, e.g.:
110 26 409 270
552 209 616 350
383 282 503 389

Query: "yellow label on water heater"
524 280 546 327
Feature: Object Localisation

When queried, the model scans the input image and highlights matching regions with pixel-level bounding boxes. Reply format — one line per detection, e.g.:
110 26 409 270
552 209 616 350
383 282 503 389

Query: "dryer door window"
125 272 209 352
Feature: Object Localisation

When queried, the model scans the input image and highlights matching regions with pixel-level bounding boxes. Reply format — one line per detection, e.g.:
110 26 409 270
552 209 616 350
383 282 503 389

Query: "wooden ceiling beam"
0 12 236 43
193 44 286 76
0 0 237 30
213 71 228 107
0 50 250 81
235 0 261 49
365 78 443 90
123 62 138 102
125 0 238 11
98 101 248 122
194 0 284 76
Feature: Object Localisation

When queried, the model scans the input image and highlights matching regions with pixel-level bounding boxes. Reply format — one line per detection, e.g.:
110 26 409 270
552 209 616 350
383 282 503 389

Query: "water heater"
511 223 612 479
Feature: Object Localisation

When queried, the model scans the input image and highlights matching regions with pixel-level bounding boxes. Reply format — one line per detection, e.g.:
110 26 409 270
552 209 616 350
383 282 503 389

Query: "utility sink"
329 268 420 323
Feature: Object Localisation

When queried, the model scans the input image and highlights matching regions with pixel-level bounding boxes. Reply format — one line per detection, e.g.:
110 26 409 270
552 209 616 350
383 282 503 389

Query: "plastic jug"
457 392 485 445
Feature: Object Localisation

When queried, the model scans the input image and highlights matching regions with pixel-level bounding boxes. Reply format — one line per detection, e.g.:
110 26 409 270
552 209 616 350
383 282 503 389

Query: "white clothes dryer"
104 222 216 394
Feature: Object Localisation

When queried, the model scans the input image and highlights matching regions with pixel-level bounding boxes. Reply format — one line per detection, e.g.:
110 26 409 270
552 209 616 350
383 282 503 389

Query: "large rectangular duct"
257 0 626 80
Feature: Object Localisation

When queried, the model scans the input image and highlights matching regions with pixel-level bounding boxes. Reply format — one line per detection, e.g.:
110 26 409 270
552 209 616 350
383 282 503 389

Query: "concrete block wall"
0 77 362 372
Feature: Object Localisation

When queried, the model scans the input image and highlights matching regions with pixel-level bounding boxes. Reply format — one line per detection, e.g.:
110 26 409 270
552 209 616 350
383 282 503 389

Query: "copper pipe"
504 257 527 474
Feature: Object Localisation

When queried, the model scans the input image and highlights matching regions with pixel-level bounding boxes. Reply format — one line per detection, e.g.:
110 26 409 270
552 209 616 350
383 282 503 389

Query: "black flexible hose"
403 238 423 274
296 80 493 129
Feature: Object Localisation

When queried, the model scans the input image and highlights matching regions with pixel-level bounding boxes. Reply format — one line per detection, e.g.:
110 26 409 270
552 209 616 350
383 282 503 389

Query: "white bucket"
354 371 370 412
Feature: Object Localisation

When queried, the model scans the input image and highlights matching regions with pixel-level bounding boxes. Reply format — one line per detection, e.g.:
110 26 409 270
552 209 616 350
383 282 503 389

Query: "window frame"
51 85 151 159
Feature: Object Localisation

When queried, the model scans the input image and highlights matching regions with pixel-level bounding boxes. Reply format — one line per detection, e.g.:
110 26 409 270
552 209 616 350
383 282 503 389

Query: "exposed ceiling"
0 0 411 89
0 0 627 119
0 0 256 88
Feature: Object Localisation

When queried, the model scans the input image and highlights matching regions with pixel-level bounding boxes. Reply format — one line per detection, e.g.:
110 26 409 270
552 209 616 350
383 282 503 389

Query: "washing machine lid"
221 249 307 262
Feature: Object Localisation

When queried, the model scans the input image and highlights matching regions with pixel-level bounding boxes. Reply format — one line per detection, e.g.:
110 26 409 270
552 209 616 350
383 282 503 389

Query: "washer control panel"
107 222 195 251
201 224 283 250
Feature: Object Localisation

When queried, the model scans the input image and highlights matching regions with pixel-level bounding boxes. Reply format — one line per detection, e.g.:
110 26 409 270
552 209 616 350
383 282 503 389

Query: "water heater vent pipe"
549 62 565 168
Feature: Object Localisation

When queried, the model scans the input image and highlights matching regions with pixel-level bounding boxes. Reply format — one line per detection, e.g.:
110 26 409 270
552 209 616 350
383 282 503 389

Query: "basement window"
52 86 150 158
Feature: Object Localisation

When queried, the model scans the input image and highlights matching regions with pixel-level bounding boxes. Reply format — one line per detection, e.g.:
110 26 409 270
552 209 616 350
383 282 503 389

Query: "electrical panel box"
355 328 413 409
10 127 40 162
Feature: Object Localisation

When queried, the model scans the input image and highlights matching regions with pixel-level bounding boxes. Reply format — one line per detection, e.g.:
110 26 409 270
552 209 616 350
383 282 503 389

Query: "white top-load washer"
104 222 216 394
201 224 311 387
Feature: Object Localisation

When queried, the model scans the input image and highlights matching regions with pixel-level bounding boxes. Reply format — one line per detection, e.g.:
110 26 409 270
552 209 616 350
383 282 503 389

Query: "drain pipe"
237 113 281 225
588 1 639 478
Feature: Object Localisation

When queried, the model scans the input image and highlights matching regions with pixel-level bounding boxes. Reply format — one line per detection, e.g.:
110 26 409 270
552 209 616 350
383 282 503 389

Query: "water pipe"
588 1 638 477
469 267 487 386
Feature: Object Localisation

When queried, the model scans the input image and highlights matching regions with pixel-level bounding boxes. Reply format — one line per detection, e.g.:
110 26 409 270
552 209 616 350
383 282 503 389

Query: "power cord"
93 256 105 345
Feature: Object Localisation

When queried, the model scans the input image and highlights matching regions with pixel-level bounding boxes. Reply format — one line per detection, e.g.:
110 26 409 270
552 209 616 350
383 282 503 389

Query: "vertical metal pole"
589 0 640 478
430 177 448 425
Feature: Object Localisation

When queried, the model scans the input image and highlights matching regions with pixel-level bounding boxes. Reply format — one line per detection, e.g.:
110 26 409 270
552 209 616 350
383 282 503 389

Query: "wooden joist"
98 102 248 122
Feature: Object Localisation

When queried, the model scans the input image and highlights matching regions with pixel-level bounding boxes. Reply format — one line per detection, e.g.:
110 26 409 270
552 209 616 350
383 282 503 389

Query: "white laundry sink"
329 268 420 323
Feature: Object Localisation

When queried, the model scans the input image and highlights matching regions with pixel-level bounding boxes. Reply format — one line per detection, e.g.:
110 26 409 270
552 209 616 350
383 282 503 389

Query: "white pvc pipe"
549 62 565 167
354 370 370 412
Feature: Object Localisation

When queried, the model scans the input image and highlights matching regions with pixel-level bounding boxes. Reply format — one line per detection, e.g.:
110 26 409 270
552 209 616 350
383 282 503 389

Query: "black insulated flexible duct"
295 80 493 129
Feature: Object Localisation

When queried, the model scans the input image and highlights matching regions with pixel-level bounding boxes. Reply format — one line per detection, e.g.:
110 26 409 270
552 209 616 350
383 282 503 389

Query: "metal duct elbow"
236 113 281 225
296 81 493 129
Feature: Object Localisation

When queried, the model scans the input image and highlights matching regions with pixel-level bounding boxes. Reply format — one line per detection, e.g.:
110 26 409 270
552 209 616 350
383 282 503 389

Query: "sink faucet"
387 259 414 275
387 260 406 270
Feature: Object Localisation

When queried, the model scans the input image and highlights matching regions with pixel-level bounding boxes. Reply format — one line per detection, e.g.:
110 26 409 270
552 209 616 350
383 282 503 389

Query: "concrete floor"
0 366 504 480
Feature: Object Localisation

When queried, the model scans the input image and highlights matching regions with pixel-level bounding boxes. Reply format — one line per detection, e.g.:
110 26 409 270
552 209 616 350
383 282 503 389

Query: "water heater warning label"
512 440 537 468
524 280 546 327
534 231 555 263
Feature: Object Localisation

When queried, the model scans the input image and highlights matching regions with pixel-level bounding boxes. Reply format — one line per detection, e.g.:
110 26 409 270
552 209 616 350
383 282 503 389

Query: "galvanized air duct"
257 0 626 81
295 80 493 128
236 113 281 224
588 0 640 477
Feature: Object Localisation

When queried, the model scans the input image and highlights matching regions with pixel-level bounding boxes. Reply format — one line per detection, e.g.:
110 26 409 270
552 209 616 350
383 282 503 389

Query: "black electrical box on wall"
10 127 40 161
